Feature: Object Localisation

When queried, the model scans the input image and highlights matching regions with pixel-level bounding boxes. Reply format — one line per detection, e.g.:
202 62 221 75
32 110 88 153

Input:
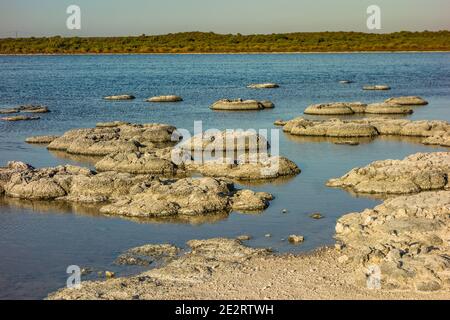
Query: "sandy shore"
48 243 449 300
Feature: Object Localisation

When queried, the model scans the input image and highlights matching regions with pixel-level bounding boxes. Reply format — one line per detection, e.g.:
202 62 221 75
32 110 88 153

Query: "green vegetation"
1 31 449 54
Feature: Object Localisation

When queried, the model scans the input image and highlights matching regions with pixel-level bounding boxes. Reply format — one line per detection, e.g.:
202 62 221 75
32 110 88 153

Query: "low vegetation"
1 31 449 54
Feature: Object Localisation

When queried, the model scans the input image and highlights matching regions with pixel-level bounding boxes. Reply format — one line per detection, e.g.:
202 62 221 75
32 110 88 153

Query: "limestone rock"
179 130 269 152
365 103 413 114
104 95 135 100
116 244 180 266
99 177 273 218
1 115 40 121
327 152 450 194
48 238 270 300
384 96 428 106
363 85 391 90
47 123 179 156
304 102 367 115
210 99 274 111
336 190 450 291
288 235 305 244
279 117 450 147
146 95 183 102
247 83 279 89
25 135 59 144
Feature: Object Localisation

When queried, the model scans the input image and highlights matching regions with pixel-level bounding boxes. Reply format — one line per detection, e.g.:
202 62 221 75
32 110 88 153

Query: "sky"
0 0 449 37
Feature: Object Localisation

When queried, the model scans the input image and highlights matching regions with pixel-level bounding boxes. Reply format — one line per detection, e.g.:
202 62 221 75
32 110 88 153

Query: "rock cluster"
303 98 429 115
47 122 179 156
1 115 40 121
327 152 450 195
0 105 50 114
48 238 271 300
279 117 450 147
0 163 274 218
335 190 450 291
115 244 180 266
210 99 274 111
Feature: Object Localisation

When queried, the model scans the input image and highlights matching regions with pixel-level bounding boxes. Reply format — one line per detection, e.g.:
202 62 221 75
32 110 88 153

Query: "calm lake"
0 53 449 299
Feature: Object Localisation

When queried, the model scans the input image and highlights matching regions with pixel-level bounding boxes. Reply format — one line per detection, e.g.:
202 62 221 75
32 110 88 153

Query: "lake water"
0 53 449 299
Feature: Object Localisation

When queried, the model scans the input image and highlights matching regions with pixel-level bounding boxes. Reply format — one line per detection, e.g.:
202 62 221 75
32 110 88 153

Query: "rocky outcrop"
247 83 279 89
47 123 179 156
385 96 428 106
304 102 367 115
100 177 273 217
179 130 269 152
1 115 40 121
327 152 450 195
335 190 450 291
1 163 273 217
103 95 135 100
363 85 391 90
185 154 300 180
95 147 299 180
115 244 180 266
0 105 49 114
48 238 271 300
95 149 183 176
145 95 183 102
303 102 412 115
279 118 450 147
364 103 413 114
25 135 59 144
0 161 34 194
210 99 274 111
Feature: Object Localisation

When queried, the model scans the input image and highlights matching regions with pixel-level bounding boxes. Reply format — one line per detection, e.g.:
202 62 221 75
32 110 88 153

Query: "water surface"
0 53 449 299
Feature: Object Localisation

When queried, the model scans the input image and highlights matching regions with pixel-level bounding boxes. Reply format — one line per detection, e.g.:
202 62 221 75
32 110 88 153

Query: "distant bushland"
1 31 449 54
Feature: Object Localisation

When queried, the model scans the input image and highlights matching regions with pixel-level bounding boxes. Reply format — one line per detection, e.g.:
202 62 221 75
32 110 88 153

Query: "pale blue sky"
1 0 449 37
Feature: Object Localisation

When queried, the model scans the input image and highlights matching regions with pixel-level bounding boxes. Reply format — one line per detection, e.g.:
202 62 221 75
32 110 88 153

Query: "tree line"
1 31 449 54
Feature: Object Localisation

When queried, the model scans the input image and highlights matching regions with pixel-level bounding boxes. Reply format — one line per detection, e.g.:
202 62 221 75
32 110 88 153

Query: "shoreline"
1 50 450 56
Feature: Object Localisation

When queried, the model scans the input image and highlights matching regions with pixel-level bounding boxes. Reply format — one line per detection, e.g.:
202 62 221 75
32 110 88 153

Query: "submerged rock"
339 80 354 84
116 244 180 266
1 115 40 121
279 117 450 147
288 235 305 244
103 95 135 100
146 95 183 102
19 105 50 113
336 190 450 291
47 123 179 156
0 108 20 114
210 99 274 111
25 135 59 144
247 83 279 89
327 152 450 195
303 102 412 115
333 140 360 146
0 105 49 115
384 96 428 106
363 85 391 90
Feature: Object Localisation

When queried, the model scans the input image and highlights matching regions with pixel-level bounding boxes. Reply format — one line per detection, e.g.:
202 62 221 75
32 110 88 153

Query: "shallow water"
0 53 449 299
